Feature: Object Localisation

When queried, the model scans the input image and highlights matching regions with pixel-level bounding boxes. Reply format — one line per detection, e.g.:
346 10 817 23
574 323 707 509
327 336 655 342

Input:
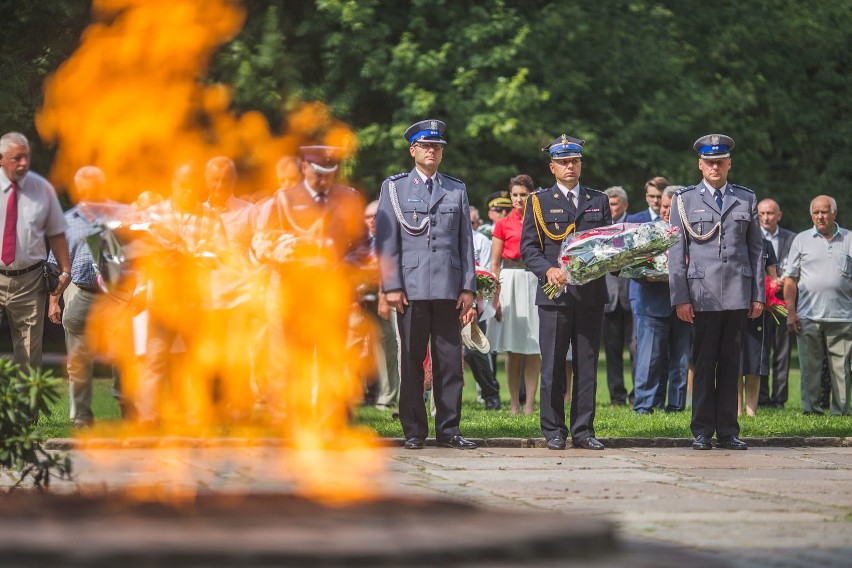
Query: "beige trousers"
0 268 46 369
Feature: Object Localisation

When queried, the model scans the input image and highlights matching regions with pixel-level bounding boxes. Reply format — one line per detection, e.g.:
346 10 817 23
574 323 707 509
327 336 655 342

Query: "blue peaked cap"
693 134 735 159
542 134 585 159
404 119 448 146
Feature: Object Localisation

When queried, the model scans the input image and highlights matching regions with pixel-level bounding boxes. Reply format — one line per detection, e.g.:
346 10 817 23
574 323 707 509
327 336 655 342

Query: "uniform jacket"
520 183 612 306
668 181 765 311
375 168 476 301
255 182 368 264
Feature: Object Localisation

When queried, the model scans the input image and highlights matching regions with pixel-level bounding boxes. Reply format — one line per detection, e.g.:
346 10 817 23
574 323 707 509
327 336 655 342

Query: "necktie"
2 182 17 265
566 190 576 213
714 190 723 211
315 192 327 206
425 178 433 194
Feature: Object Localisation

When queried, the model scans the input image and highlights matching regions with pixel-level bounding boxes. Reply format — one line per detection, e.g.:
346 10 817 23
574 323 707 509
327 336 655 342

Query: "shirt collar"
762 226 779 239
556 181 578 200
415 170 437 185
812 223 841 240
647 206 659 221
0 169 17 192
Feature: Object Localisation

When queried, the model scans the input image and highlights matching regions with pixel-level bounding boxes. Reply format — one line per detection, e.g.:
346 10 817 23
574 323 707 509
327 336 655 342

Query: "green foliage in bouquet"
0 358 72 489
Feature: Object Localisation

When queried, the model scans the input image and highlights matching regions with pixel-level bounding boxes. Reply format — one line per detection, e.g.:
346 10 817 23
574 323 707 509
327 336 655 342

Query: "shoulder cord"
276 191 324 236
388 180 430 236
676 194 722 256
531 194 575 248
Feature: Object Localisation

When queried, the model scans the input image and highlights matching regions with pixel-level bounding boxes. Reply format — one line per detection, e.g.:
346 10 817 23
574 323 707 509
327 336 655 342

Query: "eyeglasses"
414 142 443 151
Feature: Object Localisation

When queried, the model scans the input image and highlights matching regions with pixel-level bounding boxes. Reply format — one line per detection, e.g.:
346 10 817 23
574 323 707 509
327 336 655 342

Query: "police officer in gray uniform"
521 134 612 451
668 134 765 450
375 119 478 450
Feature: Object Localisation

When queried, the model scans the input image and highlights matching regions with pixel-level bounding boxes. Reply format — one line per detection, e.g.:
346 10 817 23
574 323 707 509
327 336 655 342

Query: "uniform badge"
585 194 591 200
711 135 720 145
693 209 706 213
430 120 437 130
413 178 419 185
413 211 418 222
550 209 564 213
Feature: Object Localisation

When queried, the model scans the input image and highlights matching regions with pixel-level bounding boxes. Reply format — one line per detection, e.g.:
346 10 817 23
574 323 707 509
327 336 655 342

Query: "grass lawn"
39 351 851 440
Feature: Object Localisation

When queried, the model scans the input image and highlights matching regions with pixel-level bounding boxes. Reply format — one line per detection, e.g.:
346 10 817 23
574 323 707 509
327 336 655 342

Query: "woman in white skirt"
487 174 541 414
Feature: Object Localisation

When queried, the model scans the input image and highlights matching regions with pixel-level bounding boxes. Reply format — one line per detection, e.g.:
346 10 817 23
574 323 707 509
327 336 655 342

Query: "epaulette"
675 185 696 196
584 187 604 196
387 172 408 181
531 187 547 195
441 173 464 184
729 183 754 194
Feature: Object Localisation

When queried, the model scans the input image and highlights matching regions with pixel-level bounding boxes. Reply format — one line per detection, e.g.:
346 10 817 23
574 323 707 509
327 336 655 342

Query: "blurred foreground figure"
203 156 259 418
48 167 118 427
254 146 368 418
0 132 71 368
376 119 478 450
137 163 228 424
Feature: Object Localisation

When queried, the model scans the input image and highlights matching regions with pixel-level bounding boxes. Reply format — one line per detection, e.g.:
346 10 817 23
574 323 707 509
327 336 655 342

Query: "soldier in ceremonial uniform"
668 134 765 450
520 134 612 451
255 145 368 262
375 119 478 450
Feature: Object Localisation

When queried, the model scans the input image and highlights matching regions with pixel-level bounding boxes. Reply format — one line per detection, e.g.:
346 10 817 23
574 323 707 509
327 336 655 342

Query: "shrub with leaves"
0 358 72 489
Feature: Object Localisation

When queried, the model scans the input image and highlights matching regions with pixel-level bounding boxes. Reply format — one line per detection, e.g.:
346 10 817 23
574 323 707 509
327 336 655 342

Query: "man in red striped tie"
0 132 71 369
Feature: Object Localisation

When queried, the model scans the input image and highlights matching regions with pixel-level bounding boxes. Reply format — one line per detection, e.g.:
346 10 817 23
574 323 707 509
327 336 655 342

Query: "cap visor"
308 163 339 174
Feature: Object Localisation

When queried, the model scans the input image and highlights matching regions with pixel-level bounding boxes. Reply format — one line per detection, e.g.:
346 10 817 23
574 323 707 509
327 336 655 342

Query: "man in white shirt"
783 195 852 416
0 132 71 369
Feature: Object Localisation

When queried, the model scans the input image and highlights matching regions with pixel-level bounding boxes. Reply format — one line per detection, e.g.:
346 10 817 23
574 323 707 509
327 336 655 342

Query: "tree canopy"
3 0 850 230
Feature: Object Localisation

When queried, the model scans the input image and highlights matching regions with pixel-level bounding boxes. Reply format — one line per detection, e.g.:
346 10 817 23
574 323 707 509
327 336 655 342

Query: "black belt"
501 258 526 270
0 262 43 277
75 282 100 293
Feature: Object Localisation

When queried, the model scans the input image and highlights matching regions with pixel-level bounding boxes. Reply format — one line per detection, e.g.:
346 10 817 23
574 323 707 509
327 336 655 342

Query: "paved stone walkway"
7 445 852 567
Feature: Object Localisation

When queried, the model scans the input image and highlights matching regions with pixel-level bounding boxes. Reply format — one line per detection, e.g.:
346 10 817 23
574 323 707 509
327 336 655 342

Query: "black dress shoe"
716 436 748 450
574 437 605 450
546 436 566 450
437 435 477 449
403 437 425 450
692 435 712 450
484 397 502 411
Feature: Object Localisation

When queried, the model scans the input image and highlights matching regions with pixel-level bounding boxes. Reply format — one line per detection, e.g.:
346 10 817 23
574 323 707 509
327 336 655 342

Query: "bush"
0 358 72 489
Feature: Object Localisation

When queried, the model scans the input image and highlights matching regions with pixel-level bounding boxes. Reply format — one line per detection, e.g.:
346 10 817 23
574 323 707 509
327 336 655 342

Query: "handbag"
43 262 61 294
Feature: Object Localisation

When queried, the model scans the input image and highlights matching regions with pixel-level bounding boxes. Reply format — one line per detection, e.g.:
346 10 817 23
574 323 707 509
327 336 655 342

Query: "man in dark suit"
757 198 796 408
375 119 477 450
626 176 669 224
669 134 765 451
603 186 634 406
521 134 612 451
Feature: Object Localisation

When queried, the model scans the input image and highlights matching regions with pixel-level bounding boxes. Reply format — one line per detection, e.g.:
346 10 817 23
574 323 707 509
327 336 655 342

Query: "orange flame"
37 0 382 504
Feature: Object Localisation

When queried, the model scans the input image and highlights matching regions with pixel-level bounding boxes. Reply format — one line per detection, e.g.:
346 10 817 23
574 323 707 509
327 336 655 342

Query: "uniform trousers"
691 310 747 439
538 303 603 442
0 268 46 369
61 284 98 422
397 300 463 440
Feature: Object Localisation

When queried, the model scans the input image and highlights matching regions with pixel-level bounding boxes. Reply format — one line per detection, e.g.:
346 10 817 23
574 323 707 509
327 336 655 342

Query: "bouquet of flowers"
543 221 680 298
618 252 670 282
475 267 499 300
765 276 788 324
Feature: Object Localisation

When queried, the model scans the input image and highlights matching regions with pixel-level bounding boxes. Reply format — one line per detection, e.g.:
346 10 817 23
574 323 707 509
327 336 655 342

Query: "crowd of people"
0 124 849 447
